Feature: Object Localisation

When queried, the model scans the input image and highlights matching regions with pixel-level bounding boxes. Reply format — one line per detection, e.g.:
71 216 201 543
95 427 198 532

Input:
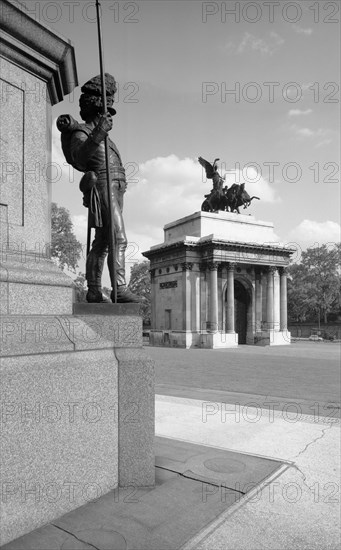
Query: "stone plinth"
149 330 238 349
162 211 281 246
0 0 78 315
0 306 155 546
0 253 74 315
255 329 292 346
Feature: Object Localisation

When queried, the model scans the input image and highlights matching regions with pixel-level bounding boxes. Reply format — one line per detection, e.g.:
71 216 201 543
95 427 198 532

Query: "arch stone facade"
143 211 295 348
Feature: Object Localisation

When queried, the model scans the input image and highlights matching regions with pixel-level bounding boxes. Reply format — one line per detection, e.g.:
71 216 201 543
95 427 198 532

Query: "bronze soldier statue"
57 74 139 303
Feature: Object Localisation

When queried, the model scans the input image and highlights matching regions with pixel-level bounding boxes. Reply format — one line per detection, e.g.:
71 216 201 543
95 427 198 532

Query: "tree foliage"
51 202 83 272
73 272 87 302
288 244 340 324
128 261 151 326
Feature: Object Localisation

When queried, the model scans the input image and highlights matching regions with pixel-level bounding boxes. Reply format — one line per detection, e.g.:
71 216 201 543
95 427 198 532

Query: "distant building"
143 211 295 348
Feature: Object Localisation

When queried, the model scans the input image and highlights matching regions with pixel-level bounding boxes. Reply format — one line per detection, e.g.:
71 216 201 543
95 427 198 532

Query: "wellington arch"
143 210 295 348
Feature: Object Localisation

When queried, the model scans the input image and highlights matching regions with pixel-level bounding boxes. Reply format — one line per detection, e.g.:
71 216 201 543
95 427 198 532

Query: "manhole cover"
204 457 246 474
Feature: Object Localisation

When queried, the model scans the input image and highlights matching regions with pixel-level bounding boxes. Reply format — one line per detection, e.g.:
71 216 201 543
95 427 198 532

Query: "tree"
73 272 87 302
51 202 83 272
287 264 311 323
128 261 151 326
288 244 340 325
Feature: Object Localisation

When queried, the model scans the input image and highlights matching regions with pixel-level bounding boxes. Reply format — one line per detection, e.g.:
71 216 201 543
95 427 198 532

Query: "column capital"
267 265 277 274
207 262 219 271
279 266 288 275
181 262 193 271
227 262 236 272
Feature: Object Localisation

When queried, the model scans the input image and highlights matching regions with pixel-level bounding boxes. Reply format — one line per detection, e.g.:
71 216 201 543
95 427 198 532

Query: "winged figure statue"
198 156 260 213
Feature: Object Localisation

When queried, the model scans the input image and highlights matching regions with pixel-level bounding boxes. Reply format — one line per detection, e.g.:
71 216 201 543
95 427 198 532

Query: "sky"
21 0 341 281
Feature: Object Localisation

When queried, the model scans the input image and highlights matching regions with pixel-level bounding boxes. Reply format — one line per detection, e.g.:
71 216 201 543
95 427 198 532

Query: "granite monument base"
0 305 155 546
0 253 74 316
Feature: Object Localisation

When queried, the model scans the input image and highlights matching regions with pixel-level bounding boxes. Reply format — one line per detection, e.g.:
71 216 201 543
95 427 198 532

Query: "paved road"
147 341 341 418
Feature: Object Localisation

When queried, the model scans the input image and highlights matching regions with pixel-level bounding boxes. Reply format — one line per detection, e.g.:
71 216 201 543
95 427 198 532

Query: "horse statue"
225 183 260 213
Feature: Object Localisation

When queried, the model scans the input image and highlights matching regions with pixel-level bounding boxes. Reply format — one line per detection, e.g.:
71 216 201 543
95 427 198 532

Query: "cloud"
296 127 315 137
269 31 285 45
290 124 333 144
125 155 203 243
288 109 312 116
287 220 340 248
292 24 313 35
51 119 69 175
236 31 284 56
315 139 332 149
71 214 87 244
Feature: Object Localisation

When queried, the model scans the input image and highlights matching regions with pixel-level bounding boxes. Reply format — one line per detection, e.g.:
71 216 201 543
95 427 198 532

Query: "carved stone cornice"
0 0 78 105
181 262 193 271
207 262 219 271
227 262 236 272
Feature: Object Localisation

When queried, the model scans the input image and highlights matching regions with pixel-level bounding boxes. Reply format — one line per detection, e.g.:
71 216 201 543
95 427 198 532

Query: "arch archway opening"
233 279 250 344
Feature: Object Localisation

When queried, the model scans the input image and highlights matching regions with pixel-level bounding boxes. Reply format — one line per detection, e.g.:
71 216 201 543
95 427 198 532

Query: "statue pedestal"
1 305 155 546
0 5 155 545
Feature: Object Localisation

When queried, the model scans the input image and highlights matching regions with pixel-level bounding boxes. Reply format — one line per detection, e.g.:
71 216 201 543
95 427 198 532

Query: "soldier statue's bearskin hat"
79 73 117 121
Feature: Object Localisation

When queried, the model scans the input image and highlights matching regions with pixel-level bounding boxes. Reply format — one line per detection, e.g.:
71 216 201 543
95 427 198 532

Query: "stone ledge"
0 257 75 315
0 313 143 356
73 303 141 315
0 0 78 104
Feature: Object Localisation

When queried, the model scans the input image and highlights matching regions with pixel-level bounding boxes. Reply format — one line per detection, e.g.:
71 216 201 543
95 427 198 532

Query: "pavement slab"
1 437 283 550
155 395 340 550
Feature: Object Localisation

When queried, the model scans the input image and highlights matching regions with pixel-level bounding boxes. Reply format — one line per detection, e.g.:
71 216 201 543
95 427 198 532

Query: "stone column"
207 262 219 332
191 265 200 331
226 263 235 333
149 269 156 328
199 263 208 331
273 268 280 331
249 266 256 337
182 262 192 331
221 264 227 330
266 266 275 330
280 267 288 331
255 268 263 331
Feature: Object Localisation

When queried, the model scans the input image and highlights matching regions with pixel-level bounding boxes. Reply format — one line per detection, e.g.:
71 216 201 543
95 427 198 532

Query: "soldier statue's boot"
111 285 140 303
86 286 109 303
